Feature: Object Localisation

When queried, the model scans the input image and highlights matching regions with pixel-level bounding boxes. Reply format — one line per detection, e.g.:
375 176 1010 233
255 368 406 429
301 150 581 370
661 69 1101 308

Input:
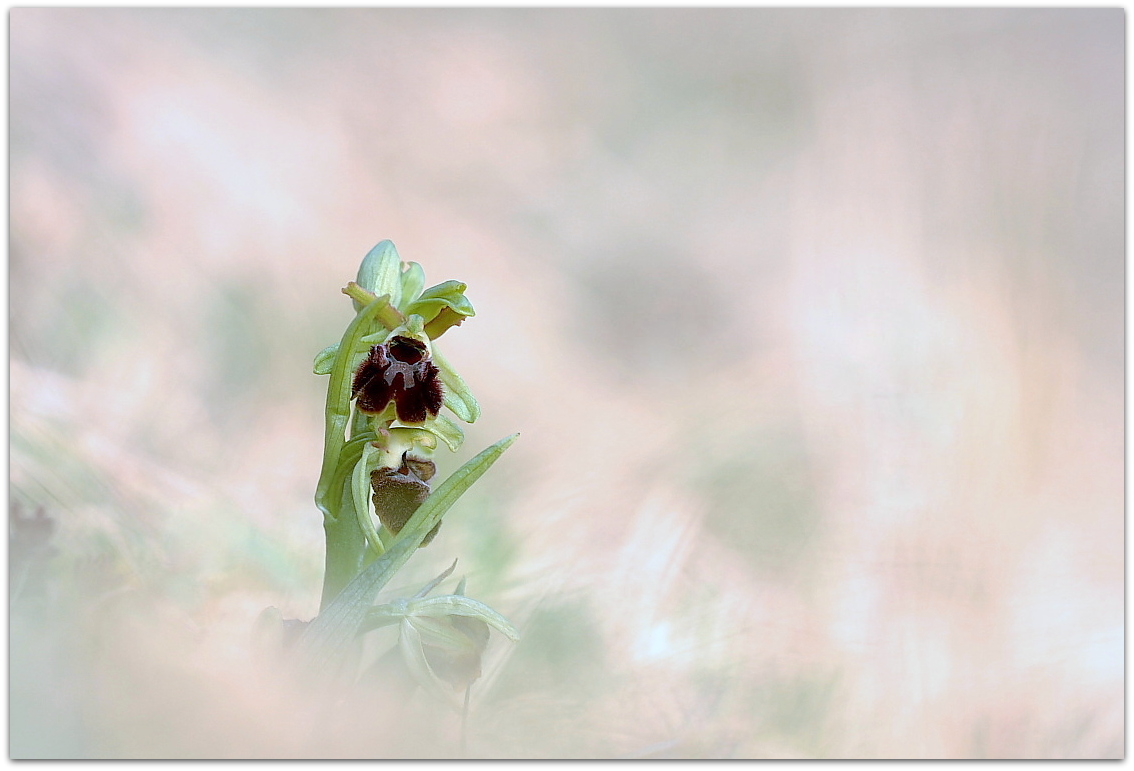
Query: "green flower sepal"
405 280 476 340
357 240 475 340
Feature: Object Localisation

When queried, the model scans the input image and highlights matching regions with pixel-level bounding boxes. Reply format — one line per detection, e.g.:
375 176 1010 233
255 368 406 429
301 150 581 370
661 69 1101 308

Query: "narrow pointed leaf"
359 601 410 634
390 432 517 553
409 595 521 641
412 559 459 600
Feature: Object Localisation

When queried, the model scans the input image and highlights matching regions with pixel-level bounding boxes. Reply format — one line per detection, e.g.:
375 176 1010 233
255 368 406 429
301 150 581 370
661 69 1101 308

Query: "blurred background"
9 9 1123 759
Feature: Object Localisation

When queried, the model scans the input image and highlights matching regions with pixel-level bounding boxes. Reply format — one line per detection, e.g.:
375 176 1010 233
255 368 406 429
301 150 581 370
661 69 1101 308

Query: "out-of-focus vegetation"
10 9 1123 758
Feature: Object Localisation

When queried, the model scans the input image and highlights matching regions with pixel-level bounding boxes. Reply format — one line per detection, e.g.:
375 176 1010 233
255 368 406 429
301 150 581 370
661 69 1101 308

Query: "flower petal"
423 413 465 453
399 261 426 310
405 280 475 321
431 346 481 423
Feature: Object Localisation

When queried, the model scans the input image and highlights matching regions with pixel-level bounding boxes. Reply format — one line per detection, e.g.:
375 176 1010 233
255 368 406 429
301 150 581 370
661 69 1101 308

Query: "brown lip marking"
351 336 445 423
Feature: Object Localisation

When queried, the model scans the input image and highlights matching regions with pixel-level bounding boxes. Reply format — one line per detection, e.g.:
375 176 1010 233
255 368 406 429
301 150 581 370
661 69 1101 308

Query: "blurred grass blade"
294 433 519 676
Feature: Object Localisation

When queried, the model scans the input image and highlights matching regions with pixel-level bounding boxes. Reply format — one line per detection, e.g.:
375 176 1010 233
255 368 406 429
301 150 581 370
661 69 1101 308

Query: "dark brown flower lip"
351 336 445 423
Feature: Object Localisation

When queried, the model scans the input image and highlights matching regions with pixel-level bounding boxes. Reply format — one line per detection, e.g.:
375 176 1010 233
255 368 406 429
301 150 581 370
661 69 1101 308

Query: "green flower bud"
354 240 403 312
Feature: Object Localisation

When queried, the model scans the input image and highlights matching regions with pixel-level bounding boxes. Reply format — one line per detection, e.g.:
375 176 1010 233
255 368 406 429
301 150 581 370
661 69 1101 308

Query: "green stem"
320 478 368 610
315 292 402 610
314 294 391 519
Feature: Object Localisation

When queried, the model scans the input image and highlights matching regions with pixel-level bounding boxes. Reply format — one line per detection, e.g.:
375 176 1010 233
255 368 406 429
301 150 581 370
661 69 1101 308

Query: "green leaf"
391 431 517 555
359 601 410 633
409 615 478 651
354 241 403 312
412 559 459 599
295 433 519 676
442 387 480 425
409 595 520 641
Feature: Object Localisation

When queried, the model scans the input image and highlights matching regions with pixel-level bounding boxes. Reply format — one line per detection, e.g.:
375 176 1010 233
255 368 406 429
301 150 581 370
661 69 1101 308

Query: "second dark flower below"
371 453 441 546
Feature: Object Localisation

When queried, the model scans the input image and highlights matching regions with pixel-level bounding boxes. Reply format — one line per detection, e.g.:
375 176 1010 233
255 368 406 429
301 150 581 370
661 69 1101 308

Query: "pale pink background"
10 9 1123 758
